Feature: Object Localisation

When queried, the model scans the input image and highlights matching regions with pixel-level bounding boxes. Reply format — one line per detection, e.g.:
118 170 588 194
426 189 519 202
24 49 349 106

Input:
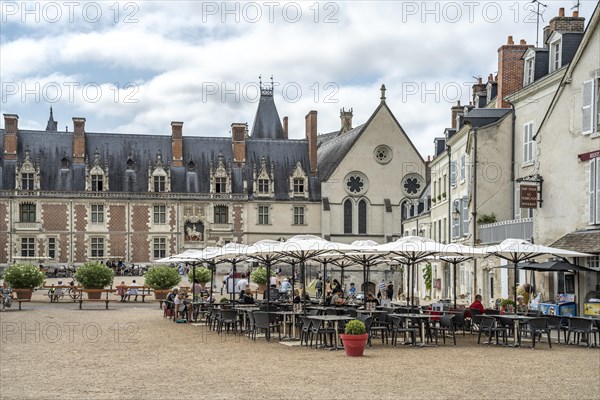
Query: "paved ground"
1 297 599 400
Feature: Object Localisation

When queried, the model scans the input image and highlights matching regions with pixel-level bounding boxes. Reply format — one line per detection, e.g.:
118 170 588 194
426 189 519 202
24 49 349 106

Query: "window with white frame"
293 206 305 225
90 237 104 258
47 237 56 260
21 237 35 257
153 175 166 192
153 205 166 224
153 237 166 259
91 174 104 191
19 203 36 222
21 173 34 190
582 78 599 135
586 255 599 270
91 204 104 223
590 158 600 225
258 205 269 225
523 122 535 164
258 179 270 195
215 177 227 193
214 205 228 224
550 39 561 72
293 178 305 195
524 56 535 85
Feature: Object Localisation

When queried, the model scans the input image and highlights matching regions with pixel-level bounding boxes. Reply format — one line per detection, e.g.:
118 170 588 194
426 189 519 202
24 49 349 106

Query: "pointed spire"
45 106 57 131
380 84 386 103
252 74 285 139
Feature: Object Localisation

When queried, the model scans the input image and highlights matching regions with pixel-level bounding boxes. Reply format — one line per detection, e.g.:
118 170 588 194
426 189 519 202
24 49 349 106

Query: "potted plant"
437 194 442 201
145 266 181 300
442 192 447 199
3 263 45 300
187 267 211 286
340 319 368 357
500 298 516 314
74 261 114 299
250 266 273 295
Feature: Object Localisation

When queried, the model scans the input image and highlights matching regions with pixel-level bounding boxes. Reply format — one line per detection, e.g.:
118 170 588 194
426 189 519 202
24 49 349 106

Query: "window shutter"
450 162 456 186
452 216 460 239
582 80 594 134
591 158 597 225
460 155 466 181
461 196 469 235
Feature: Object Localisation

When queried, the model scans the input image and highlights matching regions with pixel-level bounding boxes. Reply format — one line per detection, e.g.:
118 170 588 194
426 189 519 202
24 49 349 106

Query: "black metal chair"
529 317 552 349
309 319 336 348
452 310 468 336
370 311 390 345
299 317 312 347
469 308 483 334
356 315 374 347
390 316 417 347
478 316 507 346
431 314 457 345
546 315 568 344
253 312 281 342
566 317 596 348
217 310 239 335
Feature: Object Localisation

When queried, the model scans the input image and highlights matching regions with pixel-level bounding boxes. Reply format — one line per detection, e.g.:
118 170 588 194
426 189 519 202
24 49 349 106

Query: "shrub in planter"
340 319 369 357
250 266 273 285
187 267 211 284
74 262 114 299
4 263 45 289
4 263 45 300
145 266 181 299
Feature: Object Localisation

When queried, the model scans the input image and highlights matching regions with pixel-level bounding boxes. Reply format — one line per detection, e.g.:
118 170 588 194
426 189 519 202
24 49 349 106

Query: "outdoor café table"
307 315 353 350
487 314 533 347
357 309 387 317
275 311 299 339
235 306 260 332
389 313 435 347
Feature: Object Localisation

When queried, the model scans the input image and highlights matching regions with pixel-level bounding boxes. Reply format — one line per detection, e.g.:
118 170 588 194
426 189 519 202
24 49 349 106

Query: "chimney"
72 117 86 163
471 77 486 106
282 116 288 139
171 121 183 167
305 111 318 176
340 108 353 133
231 123 247 165
3 114 18 161
496 36 531 108
548 7 585 39
543 25 551 46
451 101 463 129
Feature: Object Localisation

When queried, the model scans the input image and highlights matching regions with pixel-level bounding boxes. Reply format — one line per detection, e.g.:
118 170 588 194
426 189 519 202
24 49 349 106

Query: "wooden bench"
114 285 152 302
77 289 114 309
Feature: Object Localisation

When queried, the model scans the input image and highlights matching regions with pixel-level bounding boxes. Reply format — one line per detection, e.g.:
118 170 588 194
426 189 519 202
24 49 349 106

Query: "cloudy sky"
1 0 596 158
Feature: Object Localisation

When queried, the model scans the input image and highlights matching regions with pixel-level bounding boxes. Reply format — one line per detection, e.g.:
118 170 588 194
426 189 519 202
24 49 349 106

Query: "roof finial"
380 84 386 102
50 106 53 117
259 75 262 88
270 75 274 90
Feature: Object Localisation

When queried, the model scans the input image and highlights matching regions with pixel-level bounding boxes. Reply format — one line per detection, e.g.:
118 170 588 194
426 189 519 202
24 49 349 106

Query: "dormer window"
524 55 535 85
126 158 135 170
549 37 562 73
86 149 109 192
148 151 170 193
210 154 231 194
16 150 40 191
289 161 309 199
253 156 274 198
61 157 70 169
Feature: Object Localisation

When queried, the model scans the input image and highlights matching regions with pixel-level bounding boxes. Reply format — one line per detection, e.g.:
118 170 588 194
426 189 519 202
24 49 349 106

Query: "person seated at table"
293 289 301 304
127 280 139 302
280 278 292 294
174 292 193 321
116 281 127 302
468 294 485 315
324 291 332 306
516 295 527 313
242 290 255 304
331 289 346 306
332 279 342 292
164 287 179 316
365 292 379 310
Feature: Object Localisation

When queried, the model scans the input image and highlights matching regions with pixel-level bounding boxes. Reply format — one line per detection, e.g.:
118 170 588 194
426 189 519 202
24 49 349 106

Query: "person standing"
384 281 394 308
315 277 323 299
236 274 249 298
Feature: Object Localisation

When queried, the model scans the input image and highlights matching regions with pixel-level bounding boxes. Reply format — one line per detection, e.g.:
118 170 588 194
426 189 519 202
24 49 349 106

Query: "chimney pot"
520 39 526 45
282 116 288 139
573 10 579 18
72 117 86 163
507 36 514 45
305 111 318 175
171 121 183 167
558 7 564 17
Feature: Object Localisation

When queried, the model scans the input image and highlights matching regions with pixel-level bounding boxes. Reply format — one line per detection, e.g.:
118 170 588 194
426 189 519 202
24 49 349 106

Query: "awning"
550 230 600 255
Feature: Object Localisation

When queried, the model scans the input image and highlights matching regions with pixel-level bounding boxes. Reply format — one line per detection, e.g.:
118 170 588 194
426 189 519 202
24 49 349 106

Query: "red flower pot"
340 333 369 357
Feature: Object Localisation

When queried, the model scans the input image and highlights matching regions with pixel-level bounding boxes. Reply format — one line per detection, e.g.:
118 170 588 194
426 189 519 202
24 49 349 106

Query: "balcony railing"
479 218 533 244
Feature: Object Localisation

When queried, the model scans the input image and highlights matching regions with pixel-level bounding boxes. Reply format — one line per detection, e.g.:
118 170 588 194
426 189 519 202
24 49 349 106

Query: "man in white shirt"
236 274 249 298
128 280 139 302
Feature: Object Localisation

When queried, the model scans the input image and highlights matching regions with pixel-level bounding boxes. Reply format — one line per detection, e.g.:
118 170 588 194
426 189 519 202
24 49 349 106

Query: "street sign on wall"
520 184 538 209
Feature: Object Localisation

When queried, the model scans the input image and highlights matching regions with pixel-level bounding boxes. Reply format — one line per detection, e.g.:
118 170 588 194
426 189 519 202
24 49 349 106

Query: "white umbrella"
207 243 251 301
245 240 287 305
437 244 488 309
484 238 593 303
376 236 466 306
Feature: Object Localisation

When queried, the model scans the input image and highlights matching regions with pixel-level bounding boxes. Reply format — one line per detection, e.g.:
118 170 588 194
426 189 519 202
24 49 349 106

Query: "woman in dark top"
386 283 394 303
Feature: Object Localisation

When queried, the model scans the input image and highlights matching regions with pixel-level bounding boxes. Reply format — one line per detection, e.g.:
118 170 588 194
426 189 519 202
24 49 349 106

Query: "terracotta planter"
86 290 102 300
154 290 169 300
340 333 369 357
13 288 33 301
257 283 266 298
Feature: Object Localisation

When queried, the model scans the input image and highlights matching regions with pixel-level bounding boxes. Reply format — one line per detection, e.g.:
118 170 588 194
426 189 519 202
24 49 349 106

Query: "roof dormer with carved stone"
15 149 40 190
289 161 309 199
253 156 275 198
148 150 171 192
210 153 231 194
86 149 109 191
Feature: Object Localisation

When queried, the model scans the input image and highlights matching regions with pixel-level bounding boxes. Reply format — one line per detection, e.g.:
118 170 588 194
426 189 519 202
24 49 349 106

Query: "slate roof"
463 108 511 128
251 91 285 140
317 124 365 181
0 121 319 201
550 229 600 254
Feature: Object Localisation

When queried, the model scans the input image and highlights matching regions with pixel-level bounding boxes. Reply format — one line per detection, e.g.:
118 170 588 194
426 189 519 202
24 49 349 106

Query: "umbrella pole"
192 264 197 303
362 262 367 303
266 260 271 311
406 262 411 307
513 262 518 304
322 262 327 304
209 261 214 304
291 261 295 302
